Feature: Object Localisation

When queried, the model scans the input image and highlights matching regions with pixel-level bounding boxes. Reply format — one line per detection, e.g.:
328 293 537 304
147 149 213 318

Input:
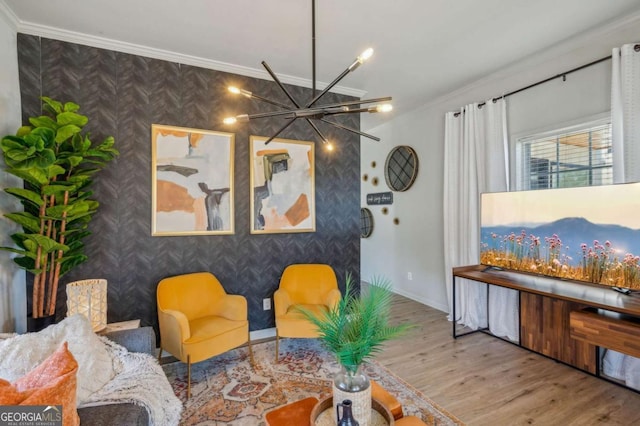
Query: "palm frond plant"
1 96 118 321
299 273 413 423
299 272 413 373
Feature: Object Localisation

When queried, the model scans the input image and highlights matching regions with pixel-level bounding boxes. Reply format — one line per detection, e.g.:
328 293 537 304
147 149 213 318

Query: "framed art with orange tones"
249 135 315 234
151 124 235 236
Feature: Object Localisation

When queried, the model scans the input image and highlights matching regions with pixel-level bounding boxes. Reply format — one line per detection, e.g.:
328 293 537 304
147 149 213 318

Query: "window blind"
517 122 612 190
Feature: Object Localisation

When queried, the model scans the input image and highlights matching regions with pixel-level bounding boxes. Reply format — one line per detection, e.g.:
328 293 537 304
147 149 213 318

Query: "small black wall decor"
366 192 393 205
384 145 419 192
16 34 360 333
360 208 373 238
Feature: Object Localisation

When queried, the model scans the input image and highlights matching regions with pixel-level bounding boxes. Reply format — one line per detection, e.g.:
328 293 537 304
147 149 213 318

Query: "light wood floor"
376 293 640 426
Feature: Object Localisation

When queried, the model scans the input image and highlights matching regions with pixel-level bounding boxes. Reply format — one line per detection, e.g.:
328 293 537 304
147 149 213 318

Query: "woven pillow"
0 342 79 426
0 314 115 404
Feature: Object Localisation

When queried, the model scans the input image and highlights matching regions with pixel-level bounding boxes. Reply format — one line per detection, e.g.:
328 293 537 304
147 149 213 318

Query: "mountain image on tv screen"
480 183 640 289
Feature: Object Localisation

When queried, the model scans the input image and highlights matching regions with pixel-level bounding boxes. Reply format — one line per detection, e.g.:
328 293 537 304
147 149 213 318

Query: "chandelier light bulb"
223 117 237 125
358 48 374 63
349 47 375 72
229 86 252 98
368 104 393 113
325 142 335 152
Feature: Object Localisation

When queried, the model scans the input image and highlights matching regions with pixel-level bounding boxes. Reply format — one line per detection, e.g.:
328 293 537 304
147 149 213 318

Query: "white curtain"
444 98 519 341
604 42 640 390
612 43 640 183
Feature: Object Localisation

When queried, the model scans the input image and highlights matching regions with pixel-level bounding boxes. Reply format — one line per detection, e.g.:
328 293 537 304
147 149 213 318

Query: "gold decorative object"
66 279 108 332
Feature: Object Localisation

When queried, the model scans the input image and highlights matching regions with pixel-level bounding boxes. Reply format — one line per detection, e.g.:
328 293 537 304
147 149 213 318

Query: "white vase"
333 364 371 426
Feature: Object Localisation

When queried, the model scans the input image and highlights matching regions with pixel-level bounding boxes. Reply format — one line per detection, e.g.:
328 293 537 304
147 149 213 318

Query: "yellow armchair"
157 272 253 398
274 264 341 361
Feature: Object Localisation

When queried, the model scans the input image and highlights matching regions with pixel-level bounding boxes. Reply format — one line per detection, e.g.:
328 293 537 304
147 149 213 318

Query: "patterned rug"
162 339 463 425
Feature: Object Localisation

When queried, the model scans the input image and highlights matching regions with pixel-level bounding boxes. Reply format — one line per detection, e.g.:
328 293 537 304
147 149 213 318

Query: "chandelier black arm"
242 96 392 121
249 92 291 110
310 96 392 110
245 109 300 120
264 117 298 145
320 118 381 141
306 68 351 108
323 107 370 115
260 61 329 144
305 120 330 144
261 61 301 108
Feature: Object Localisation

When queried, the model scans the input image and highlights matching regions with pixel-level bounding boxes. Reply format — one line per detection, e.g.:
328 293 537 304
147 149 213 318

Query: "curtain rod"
487 54 612 104
452 44 640 117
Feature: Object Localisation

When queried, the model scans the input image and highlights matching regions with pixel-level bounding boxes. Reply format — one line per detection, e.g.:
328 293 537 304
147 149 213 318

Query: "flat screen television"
480 182 640 290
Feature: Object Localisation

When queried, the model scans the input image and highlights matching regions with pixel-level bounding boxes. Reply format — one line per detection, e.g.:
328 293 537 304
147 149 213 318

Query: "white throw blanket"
0 314 116 403
0 315 182 426
80 336 183 426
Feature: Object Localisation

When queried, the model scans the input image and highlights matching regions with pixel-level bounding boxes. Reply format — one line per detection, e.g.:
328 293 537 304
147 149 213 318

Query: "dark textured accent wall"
16 34 360 332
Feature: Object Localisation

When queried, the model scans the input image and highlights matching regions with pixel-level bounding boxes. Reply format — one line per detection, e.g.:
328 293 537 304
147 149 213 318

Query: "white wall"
0 7 25 333
361 13 640 312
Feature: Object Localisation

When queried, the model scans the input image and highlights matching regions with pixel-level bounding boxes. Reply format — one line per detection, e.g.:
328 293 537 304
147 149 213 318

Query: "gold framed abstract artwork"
250 135 315 234
151 124 235 236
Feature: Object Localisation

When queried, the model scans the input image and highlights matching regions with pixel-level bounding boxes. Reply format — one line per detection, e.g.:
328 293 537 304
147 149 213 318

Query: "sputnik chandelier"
223 0 392 150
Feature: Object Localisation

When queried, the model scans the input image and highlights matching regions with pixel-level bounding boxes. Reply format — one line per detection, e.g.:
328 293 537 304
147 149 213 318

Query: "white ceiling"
4 0 640 129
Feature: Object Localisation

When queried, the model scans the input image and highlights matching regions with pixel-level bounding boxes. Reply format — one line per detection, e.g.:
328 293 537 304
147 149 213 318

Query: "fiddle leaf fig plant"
1 97 118 319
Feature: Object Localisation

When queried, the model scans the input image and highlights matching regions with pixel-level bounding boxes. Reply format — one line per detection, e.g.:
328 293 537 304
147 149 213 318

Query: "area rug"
162 339 464 425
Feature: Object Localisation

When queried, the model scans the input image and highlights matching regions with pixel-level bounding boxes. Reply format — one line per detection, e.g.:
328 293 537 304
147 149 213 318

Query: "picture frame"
250 135 315 234
151 124 235 236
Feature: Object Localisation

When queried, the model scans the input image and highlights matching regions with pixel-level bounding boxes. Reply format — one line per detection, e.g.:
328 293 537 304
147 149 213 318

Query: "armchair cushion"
277 304 330 338
275 264 341 339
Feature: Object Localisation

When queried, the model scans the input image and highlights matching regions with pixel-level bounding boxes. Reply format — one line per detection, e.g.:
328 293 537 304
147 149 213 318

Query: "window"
515 118 612 190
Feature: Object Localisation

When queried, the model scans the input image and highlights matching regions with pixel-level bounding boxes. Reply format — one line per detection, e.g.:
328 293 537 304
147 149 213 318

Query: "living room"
1 1 640 425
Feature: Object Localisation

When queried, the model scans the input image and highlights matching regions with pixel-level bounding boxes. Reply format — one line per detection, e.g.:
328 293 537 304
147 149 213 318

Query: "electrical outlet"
263 298 271 310
408 272 413 280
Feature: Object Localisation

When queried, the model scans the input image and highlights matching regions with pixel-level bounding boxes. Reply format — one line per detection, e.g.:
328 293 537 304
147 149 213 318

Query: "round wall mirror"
360 208 373 238
384 145 419 192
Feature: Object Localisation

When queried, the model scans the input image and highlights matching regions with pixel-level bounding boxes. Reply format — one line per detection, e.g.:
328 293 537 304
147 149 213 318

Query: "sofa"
0 315 181 426
77 327 156 426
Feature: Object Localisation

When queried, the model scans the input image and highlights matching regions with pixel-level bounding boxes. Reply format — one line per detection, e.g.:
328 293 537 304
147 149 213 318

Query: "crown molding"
0 1 18 30
13 20 367 99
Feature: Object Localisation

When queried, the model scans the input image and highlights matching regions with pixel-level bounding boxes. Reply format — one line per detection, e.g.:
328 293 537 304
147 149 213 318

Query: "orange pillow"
0 342 79 426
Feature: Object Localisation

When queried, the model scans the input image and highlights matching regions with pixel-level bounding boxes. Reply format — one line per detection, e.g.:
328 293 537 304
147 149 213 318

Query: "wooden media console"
452 265 640 390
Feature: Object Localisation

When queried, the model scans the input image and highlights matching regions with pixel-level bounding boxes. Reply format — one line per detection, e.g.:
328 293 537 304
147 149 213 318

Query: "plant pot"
333 364 371 426
27 314 55 332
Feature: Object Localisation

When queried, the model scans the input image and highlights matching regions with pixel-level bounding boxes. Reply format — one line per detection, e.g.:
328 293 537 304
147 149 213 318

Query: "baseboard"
250 327 276 341
391 287 449 313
